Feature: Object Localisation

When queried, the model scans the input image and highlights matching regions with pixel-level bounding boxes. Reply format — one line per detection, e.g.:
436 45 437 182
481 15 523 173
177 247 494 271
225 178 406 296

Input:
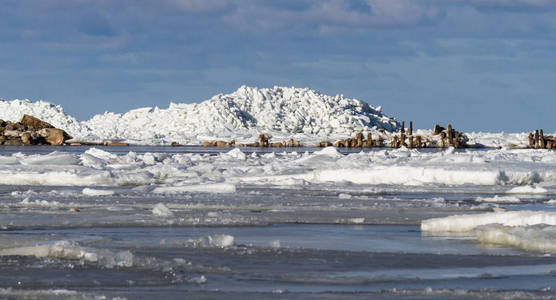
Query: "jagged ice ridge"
0 86 398 144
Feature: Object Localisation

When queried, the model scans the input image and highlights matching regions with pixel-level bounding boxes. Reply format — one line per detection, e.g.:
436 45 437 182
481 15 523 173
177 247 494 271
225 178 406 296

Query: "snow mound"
0 86 398 144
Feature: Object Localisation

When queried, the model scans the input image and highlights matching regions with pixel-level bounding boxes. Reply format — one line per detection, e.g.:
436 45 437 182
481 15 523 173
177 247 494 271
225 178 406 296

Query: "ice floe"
422 210 556 253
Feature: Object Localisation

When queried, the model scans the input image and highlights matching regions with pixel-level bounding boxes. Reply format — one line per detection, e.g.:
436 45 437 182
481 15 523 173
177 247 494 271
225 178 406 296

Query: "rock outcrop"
0 114 72 146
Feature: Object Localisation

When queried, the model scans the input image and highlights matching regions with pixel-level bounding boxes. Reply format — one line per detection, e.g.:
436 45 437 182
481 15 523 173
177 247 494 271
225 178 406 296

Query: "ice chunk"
475 224 556 253
185 234 234 248
0 240 135 268
152 203 174 217
208 234 234 248
338 193 352 199
474 195 521 203
507 185 548 194
82 188 114 196
152 183 236 194
220 148 246 161
421 211 556 233
20 152 79 166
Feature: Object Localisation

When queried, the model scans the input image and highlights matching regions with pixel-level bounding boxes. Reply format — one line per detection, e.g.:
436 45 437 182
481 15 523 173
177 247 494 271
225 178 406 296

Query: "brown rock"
38 128 67 145
20 132 32 145
215 140 231 147
20 114 54 130
4 138 23 146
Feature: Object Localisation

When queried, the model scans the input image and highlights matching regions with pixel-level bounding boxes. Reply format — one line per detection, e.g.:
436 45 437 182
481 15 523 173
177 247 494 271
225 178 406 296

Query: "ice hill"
0 86 398 144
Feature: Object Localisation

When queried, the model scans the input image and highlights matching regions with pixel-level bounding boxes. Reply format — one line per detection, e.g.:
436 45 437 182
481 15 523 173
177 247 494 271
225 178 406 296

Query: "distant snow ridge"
0 86 398 144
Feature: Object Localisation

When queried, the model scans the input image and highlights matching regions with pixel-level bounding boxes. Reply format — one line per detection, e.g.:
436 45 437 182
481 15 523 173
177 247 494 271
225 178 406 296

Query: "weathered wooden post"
416 135 422 148
528 132 534 148
392 136 399 148
440 132 447 148
356 132 363 148
540 129 545 149
409 136 414 148
367 133 373 148
454 132 460 149
535 130 540 149
400 122 406 148
409 121 413 136
433 124 442 135
447 124 454 147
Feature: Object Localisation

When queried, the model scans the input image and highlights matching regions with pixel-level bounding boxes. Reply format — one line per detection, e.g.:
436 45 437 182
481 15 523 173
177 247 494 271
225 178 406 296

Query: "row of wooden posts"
201 122 468 149
528 129 556 149
202 134 302 148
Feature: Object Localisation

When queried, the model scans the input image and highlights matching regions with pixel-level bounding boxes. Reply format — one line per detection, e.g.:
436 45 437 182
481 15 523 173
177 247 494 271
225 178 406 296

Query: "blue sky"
1 0 555 132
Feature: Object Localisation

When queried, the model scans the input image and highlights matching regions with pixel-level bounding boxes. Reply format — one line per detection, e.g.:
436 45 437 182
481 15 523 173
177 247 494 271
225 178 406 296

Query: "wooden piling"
528 133 534 148
540 129 545 149
535 130 540 149
433 124 443 135
409 121 413 136
447 124 454 147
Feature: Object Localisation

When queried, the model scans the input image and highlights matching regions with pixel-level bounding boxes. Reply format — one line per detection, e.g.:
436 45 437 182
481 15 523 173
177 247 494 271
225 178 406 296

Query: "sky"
1 0 555 132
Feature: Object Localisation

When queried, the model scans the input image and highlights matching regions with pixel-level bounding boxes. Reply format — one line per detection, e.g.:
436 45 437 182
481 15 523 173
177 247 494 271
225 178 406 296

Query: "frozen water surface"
0 146 554 299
